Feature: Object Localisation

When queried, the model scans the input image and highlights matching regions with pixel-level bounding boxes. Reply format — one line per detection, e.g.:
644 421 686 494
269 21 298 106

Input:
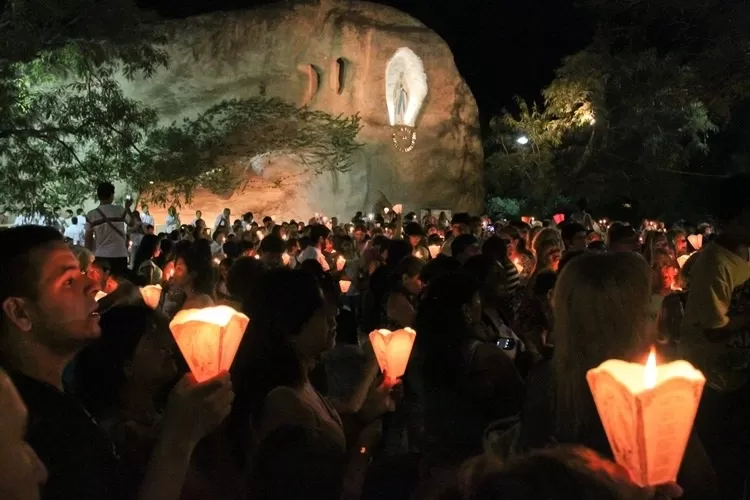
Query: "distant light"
149 181 154 185
516 136 529 145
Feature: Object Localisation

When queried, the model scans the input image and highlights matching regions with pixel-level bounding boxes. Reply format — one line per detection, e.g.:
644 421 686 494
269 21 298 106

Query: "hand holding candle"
139 284 162 310
586 348 705 487
369 328 417 385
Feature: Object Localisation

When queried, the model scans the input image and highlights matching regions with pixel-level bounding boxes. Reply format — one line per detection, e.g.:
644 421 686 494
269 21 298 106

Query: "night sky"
139 0 593 126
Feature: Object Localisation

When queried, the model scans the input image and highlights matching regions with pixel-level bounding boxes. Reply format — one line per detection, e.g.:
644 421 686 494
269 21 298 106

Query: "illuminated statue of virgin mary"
385 47 428 153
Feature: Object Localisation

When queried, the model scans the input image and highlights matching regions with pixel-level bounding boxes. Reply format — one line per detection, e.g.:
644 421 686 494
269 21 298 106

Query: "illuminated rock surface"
123 0 483 222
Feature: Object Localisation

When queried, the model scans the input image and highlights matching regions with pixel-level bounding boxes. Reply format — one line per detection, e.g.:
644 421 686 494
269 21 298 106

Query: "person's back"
85 182 132 277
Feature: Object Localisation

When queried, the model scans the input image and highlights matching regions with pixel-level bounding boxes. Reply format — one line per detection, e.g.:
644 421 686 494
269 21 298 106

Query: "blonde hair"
552 252 653 442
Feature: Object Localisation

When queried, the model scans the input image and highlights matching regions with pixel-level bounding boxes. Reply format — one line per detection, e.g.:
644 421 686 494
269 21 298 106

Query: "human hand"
645 482 683 499
162 372 234 447
358 376 401 422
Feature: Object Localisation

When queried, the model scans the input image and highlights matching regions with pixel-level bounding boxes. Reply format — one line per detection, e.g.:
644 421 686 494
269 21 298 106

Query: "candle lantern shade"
169 306 250 382
586 352 705 487
369 328 416 383
139 285 162 310
339 280 352 294
428 245 441 259
95 291 107 302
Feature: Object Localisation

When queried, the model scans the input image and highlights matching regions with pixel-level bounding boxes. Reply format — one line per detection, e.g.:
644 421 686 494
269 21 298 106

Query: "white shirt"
214 214 231 233
140 212 155 227
165 214 180 233
86 204 131 259
297 246 330 271
64 224 85 245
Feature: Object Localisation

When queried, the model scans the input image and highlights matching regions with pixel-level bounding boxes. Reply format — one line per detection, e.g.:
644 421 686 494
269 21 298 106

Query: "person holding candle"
0 225 235 500
233 268 397 499
681 174 750 498
514 252 718 499
412 270 525 476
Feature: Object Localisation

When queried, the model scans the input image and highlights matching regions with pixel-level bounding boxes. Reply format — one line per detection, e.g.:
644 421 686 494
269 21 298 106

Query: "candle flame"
644 347 657 389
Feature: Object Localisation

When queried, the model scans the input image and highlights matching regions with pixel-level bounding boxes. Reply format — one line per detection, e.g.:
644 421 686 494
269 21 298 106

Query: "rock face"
122 0 483 223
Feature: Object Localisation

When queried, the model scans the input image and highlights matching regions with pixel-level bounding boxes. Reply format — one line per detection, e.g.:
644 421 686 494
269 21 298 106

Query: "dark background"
138 0 593 126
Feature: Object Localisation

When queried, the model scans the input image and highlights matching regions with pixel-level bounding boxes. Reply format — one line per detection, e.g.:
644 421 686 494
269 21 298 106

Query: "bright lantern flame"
644 348 657 389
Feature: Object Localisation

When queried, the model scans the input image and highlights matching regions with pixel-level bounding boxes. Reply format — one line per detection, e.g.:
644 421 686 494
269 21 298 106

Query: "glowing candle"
428 244 441 259
336 255 346 271
513 258 523 273
339 280 352 294
95 291 107 301
415 250 424 259
369 327 417 385
586 348 705 487
392 204 403 215
169 306 250 383
282 252 291 266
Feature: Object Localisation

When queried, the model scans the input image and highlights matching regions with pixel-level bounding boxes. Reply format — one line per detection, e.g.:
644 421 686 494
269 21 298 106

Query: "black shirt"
10 371 126 500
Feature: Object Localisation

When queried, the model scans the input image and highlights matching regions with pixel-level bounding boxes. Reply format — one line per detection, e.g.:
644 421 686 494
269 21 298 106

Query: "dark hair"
310 224 331 243
404 222 423 237
420 254 461 287
226 257 268 315
0 226 64 322
416 270 479 388
463 253 504 293
433 447 643 500
451 212 472 226
177 240 214 296
229 269 324 463
71 216 78 225
96 182 115 201
451 234 479 258
385 239 413 269
132 234 161 275
74 305 170 417
260 234 284 254
607 223 636 247
561 223 586 244
481 235 509 262
388 255 425 292
531 269 557 296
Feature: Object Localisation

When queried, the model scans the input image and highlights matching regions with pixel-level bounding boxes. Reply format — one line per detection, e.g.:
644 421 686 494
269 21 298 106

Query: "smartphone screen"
496 338 516 350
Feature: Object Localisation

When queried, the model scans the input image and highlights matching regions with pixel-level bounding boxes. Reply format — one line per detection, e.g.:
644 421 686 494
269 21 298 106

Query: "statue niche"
385 47 428 153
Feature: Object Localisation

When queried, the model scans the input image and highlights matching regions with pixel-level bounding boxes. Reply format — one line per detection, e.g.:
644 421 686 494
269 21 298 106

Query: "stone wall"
122 0 483 224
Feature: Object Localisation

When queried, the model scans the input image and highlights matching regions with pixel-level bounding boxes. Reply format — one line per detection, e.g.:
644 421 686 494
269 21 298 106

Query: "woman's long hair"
132 234 161 274
551 253 653 442
416 270 479 390
228 268 325 466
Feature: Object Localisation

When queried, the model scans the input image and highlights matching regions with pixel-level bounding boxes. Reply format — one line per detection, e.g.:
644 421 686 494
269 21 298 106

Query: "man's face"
141 205 149 213
65 211 73 219
674 234 687 255
196 211 202 219
223 209 230 218
0 371 47 500
10 244 101 351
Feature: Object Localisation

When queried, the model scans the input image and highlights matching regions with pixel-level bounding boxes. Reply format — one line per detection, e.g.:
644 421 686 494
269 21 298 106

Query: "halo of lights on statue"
386 47 428 153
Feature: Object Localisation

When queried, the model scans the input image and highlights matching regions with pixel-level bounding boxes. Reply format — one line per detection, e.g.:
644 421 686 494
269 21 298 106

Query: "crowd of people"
2 175 750 500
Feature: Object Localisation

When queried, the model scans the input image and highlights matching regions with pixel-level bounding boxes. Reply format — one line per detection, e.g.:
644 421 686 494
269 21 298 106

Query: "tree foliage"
0 0 362 212
485 0 750 220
